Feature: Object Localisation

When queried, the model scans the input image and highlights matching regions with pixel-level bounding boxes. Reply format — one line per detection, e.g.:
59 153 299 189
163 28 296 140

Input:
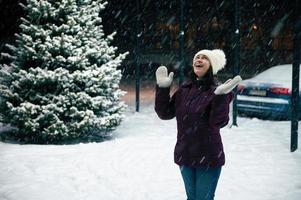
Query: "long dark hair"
185 65 219 89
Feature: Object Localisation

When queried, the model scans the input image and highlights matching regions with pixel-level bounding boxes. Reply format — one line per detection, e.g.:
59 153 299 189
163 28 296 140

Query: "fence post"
232 0 240 126
290 0 300 152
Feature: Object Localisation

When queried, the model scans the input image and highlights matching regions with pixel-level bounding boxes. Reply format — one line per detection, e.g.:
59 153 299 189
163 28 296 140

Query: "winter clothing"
155 80 233 168
214 75 242 95
193 49 226 75
155 48 237 200
156 66 174 88
180 165 222 200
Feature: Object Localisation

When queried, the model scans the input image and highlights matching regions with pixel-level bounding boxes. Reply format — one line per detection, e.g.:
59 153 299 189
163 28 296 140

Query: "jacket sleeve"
154 85 177 120
209 92 234 128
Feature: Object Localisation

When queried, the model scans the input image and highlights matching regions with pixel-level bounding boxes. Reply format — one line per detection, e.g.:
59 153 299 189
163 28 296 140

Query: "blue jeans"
179 166 222 200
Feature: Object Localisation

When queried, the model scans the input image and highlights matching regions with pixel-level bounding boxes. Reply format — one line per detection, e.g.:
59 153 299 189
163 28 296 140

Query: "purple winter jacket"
155 80 233 168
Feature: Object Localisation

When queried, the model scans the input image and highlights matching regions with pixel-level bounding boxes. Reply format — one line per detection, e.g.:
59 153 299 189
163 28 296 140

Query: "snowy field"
0 102 301 200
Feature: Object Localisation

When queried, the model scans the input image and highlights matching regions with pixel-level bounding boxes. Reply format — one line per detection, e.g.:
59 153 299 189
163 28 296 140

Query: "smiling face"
193 54 211 78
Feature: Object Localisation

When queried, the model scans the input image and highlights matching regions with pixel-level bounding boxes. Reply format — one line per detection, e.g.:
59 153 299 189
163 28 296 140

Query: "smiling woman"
154 49 241 200
193 54 210 78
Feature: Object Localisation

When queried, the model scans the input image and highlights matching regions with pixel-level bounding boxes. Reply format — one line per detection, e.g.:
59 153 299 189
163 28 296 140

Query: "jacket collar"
181 80 193 88
181 79 217 91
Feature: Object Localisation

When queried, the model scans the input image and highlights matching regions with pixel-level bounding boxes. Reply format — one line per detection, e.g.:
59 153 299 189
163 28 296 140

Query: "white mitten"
156 66 174 88
214 75 242 95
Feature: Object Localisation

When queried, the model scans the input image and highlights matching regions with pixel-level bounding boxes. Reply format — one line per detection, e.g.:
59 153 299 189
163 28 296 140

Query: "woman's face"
193 54 211 78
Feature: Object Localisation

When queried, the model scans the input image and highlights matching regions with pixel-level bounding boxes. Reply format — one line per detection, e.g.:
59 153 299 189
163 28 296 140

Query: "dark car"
237 64 301 120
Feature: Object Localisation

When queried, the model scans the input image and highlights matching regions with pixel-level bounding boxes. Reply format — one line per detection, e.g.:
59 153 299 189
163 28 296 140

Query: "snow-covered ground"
0 104 301 200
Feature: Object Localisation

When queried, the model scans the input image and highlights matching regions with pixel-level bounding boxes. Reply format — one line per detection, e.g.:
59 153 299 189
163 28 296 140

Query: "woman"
154 49 241 200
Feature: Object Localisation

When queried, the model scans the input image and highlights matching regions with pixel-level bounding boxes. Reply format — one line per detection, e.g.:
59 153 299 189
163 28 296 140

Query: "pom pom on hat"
193 49 226 75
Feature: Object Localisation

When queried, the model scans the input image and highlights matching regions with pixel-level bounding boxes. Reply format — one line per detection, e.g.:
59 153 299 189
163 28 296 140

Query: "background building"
101 0 295 80
0 0 295 80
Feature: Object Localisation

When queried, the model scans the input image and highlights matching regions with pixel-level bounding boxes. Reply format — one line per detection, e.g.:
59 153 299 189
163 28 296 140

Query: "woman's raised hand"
214 75 242 95
156 66 174 88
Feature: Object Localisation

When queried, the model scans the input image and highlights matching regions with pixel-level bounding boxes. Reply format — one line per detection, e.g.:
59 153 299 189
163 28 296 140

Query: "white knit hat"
193 49 226 75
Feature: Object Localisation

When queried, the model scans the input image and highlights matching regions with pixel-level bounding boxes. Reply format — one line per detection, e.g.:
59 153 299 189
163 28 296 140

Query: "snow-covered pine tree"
0 0 128 144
